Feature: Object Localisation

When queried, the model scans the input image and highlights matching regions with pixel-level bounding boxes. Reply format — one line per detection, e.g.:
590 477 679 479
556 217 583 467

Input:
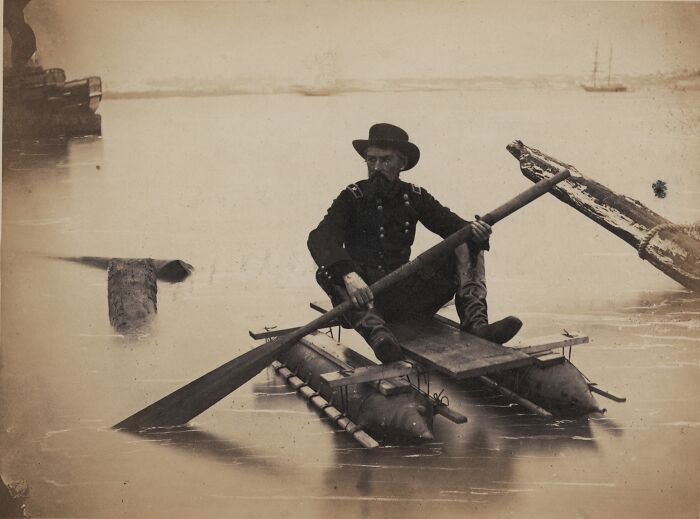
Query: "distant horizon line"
100 70 700 99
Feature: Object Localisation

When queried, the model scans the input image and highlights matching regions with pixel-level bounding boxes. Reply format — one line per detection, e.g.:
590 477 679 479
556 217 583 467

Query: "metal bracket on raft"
249 321 341 341
588 383 627 403
512 332 589 357
433 404 468 424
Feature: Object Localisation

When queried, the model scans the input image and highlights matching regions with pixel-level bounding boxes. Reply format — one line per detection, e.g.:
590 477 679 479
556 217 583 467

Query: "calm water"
2 88 699 518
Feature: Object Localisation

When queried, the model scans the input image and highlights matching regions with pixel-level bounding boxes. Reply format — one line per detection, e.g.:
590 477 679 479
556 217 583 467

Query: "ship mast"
607 47 613 87
592 43 599 88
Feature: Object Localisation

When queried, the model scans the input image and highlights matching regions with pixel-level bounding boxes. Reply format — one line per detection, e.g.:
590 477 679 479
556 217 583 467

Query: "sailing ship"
581 45 627 92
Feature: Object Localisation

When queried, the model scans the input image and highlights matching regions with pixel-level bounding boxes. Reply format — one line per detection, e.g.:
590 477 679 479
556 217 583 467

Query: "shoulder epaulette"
346 183 363 199
410 183 422 195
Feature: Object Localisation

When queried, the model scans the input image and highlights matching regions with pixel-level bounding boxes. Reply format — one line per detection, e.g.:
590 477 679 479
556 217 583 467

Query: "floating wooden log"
56 256 191 333
108 259 157 334
58 256 193 283
507 140 700 291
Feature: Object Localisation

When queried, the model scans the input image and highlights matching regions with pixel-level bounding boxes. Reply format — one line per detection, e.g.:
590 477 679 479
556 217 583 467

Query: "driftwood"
108 259 157 334
58 256 193 283
507 140 700 292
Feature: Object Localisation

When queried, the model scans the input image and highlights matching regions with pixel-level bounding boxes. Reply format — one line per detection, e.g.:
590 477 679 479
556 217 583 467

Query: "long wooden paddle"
114 168 570 430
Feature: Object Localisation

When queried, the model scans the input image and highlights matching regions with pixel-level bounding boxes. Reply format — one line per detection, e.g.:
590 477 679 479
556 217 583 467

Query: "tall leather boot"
454 244 522 344
318 270 404 364
352 307 404 364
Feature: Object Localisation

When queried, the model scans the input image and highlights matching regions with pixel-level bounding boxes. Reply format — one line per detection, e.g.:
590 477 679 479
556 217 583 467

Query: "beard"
366 171 396 199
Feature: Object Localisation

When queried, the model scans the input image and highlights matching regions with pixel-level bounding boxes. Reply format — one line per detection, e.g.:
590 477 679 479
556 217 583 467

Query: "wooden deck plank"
311 299 534 380
391 319 534 380
320 361 416 388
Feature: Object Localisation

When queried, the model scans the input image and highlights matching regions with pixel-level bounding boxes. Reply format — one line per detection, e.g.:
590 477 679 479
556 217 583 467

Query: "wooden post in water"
108 259 158 333
507 140 700 291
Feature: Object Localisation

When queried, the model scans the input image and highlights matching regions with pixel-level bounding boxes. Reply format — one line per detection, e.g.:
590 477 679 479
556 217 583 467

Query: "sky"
11 1 700 88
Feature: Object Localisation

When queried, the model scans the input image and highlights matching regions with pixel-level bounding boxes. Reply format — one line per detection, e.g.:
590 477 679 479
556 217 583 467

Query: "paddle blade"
114 336 288 430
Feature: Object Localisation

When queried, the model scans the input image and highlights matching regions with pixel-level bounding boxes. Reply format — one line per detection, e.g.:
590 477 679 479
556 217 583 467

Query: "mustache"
365 172 395 198
368 171 392 181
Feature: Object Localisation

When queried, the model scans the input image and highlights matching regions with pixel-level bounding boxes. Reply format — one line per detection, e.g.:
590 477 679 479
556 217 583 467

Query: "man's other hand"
471 220 492 245
343 272 373 308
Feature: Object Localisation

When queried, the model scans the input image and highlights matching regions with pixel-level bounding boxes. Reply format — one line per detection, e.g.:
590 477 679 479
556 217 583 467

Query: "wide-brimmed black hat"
352 123 420 171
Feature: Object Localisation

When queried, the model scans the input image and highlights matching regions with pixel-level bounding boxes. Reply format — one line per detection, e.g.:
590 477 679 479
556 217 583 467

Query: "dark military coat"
308 178 478 285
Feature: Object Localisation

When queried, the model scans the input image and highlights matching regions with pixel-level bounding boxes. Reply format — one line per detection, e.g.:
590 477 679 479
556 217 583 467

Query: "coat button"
404 221 410 227
404 201 410 206
404 229 409 234
403 193 409 200
377 205 383 211
379 226 385 232
380 233 385 239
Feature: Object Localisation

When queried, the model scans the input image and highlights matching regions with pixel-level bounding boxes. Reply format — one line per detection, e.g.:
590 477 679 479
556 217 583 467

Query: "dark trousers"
316 244 487 328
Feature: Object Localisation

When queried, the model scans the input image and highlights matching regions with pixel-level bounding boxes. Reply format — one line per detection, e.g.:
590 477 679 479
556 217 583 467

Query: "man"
308 123 521 363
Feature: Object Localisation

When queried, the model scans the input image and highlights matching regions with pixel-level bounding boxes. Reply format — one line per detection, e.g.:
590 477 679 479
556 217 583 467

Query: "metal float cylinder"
278 334 435 442
494 360 599 417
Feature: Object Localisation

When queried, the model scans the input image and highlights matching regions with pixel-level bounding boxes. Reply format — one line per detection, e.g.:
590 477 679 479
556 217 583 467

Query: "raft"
310 301 613 420
507 140 700 291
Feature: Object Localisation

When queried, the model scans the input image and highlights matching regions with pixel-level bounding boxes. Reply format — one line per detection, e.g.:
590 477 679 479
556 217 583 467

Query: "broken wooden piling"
507 140 700 291
108 259 157 333
55 256 193 333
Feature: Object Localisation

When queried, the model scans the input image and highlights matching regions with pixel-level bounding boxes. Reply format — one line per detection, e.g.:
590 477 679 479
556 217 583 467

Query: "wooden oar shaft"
371 167 570 294
114 168 570 430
